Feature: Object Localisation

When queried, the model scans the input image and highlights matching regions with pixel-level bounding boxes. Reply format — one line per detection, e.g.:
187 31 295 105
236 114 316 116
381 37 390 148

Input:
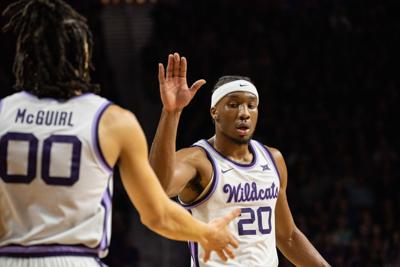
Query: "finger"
190 79 206 94
166 54 174 79
173 52 180 78
203 250 210 263
180 56 187 78
158 63 165 84
222 208 242 225
229 235 239 249
216 250 228 262
224 246 235 259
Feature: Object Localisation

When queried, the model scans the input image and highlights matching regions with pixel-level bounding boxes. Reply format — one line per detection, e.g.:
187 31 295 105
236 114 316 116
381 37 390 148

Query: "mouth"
236 124 250 137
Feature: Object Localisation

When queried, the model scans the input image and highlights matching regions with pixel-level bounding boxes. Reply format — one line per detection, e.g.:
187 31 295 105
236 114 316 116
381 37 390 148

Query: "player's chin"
234 135 252 144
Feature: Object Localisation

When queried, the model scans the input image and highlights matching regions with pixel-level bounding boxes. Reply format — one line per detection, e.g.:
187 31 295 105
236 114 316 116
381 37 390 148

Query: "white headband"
211 80 259 107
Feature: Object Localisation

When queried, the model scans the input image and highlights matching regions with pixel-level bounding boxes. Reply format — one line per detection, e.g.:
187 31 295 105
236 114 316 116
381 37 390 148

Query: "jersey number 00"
0 132 81 186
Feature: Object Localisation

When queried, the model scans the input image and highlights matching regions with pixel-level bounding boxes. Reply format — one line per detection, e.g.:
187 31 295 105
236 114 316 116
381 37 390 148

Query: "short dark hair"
212 75 253 92
2 0 100 100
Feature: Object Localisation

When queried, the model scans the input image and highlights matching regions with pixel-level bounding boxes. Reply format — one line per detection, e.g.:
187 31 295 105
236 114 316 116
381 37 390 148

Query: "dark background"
1 0 399 266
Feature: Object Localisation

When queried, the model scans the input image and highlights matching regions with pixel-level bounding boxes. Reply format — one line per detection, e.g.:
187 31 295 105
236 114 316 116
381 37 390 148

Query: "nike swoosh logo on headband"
239 84 248 87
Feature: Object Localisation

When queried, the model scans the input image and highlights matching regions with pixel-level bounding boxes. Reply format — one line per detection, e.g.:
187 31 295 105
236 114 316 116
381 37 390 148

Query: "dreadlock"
2 0 100 100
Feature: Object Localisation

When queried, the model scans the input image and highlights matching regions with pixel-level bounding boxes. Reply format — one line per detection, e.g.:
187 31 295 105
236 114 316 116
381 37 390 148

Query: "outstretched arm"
99 105 239 262
270 147 331 267
149 53 206 196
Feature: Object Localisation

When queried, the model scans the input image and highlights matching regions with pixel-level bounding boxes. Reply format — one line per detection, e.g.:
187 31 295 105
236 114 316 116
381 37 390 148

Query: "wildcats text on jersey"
223 182 279 203
14 108 74 127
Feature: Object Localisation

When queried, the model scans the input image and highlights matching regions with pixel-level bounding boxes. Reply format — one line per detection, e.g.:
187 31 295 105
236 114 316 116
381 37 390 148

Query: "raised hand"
199 208 241 262
158 52 206 112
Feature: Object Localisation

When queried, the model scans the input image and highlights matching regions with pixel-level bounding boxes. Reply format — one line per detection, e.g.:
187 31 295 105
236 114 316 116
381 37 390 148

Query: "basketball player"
150 53 331 266
0 1 240 267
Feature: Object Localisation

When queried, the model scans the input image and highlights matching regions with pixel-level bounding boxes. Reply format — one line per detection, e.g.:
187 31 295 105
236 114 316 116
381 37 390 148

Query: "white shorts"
0 256 108 267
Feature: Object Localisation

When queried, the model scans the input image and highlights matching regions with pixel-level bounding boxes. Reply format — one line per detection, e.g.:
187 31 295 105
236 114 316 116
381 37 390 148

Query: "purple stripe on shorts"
92 101 113 173
0 244 98 257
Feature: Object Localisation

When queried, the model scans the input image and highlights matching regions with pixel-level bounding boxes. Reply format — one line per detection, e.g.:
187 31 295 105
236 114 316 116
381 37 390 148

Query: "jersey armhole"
255 141 282 182
92 101 114 174
178 145 219 209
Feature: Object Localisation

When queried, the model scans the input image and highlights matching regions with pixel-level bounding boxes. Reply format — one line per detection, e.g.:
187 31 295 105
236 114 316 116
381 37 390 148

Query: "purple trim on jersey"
193 242 200 267
0 98 3 114
98 180 112 252
0 244 98 257
202 139 259 169
20 91 94 101
188 241 200 267
92 101 113 173
254 141 281 181
179 145 219 209
187 242 194 266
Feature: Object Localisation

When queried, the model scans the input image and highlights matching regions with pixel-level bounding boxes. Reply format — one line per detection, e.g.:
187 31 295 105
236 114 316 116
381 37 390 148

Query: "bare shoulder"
101 104 139 131
99 104 146 167
264 145 284 162
177 145 210 168
100 104 145 143
177 145 213 186
177 146 213 202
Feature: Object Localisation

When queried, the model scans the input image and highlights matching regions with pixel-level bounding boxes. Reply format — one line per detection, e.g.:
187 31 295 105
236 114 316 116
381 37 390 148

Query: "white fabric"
0 256 106 267
184 139 280 267
211 80 258 107
0 92 113 258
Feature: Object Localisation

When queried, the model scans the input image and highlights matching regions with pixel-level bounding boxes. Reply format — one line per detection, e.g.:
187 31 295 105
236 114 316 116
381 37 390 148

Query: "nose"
238 104 250 120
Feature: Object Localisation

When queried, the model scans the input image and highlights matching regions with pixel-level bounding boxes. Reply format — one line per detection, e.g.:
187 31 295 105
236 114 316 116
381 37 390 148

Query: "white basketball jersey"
181 139 281 267
0 91 113 258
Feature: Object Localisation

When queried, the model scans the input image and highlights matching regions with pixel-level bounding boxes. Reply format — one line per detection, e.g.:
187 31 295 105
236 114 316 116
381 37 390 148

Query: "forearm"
143 199 209 243
277 227 330 267
149 109 181 190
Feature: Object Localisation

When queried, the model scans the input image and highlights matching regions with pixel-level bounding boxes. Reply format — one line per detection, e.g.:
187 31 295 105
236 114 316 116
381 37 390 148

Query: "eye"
248 103 257 110
228 102 238 108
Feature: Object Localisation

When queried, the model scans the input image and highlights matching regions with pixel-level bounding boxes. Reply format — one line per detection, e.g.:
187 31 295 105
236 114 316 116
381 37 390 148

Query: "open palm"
199 208 241 262
158 53 206 111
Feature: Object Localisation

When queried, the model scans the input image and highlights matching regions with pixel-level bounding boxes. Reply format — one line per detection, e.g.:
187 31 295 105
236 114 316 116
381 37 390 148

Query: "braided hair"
2 0 100 100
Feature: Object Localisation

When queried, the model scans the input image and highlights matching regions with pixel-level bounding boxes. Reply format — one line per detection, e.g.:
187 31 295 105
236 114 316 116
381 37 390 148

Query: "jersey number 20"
0 132 81 186
238 206 272 235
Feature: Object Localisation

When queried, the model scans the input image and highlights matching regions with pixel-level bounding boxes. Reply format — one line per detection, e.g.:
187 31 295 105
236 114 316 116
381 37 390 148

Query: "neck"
210 132 253 164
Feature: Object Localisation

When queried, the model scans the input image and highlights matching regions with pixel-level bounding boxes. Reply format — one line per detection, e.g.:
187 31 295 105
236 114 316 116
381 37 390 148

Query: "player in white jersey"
150 53 331 266
0 1 241 266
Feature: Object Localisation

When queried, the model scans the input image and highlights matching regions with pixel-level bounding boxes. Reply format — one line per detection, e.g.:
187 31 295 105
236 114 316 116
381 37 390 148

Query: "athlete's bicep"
101 106 171 221
268 147 296 243
163 149 199 197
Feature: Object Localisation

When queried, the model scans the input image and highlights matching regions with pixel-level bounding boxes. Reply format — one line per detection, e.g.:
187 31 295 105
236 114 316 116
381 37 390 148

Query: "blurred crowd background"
1 0 399 266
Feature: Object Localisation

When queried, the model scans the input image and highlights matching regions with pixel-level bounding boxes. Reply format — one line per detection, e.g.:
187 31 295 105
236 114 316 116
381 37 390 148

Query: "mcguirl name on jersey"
15 108 74 127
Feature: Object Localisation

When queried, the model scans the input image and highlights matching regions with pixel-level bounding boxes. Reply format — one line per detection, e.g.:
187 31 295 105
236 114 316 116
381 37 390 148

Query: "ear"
210 107 219 121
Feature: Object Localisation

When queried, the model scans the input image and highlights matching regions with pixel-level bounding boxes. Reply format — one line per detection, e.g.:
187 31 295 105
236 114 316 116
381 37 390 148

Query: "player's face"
211 92 258 144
